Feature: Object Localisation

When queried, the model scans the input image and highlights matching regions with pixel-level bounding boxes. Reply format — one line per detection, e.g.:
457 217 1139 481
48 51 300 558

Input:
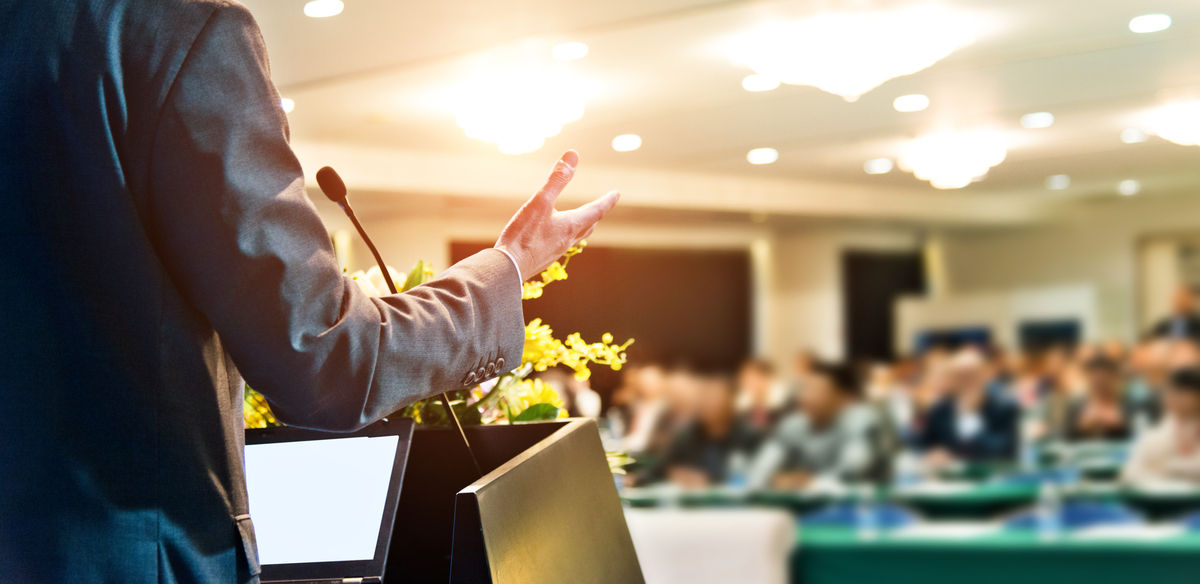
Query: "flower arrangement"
245 242 633 429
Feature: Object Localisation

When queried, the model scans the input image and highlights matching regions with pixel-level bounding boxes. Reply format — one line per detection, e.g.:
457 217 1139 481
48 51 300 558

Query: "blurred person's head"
737 357 775 404
1166 367 1200 420
865 362 895 400
1101 339 1127 363
695 375 737 431
1172 284 1198 316
792 350 816 378
663 365 702 417
1082 355 1123 399
635 363 667 401
945 348 989 396
799 362 859 427
1167 339 1200 369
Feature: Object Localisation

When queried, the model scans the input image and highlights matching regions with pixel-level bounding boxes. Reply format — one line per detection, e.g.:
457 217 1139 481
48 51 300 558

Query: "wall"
941 193 1200 343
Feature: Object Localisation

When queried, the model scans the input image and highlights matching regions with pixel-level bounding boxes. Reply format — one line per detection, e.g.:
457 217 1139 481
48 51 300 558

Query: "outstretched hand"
494 150 620 279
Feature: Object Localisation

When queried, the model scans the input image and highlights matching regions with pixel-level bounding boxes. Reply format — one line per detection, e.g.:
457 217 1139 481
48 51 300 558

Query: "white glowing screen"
244 435 400 566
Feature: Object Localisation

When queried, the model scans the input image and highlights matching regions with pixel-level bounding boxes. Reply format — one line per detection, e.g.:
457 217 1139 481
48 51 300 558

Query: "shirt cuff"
494 247 523 290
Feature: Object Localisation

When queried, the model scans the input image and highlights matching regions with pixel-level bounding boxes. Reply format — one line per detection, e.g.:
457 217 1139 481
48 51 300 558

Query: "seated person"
735 357 790 445
639 374 757 488
918 349 1019 467
1122 367 1200 485
1065 356 1132 442
747 362 878 490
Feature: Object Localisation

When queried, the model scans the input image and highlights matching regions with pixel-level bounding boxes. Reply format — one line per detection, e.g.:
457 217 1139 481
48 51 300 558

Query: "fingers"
536 150 579 205
562 190 620 234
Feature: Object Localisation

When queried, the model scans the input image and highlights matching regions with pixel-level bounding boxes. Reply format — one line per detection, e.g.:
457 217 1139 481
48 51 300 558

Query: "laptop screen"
244 420 413 582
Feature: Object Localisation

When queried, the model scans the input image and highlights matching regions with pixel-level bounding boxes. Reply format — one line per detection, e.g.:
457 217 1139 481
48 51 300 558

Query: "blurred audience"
735 357 790 444
1123 367 1200 485
1148 284 1200 343
1064 356 1132 442
917 349 1020 468
640 374 758 488
746 362 879 490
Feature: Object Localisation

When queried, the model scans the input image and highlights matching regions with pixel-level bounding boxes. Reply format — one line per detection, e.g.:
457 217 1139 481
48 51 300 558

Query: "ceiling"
241 0 1200 225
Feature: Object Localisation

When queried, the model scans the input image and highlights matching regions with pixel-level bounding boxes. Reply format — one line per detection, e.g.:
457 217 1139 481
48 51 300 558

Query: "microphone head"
315 166 348 203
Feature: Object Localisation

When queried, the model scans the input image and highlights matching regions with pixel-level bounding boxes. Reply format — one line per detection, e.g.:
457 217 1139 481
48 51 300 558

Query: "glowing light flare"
304 0 344 18
1121 128 1148 144
893 94 930 112
1045 174 1070 190
1147 100 1200 147
1129 13 1171 34
280 97 295 113
898 130 1008 189
611 134 642 152
728 6 983 101
1118 179 1141 196
1020 112 1055 129
864 158 894 174
552 42 589 61
455 67 585 155
742 74 781 92
747 147 779 165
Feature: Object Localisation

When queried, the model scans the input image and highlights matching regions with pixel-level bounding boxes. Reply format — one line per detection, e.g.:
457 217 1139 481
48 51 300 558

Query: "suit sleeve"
146 3 524 431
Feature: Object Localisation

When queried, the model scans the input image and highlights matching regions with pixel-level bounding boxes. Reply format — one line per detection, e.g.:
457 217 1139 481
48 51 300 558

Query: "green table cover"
793 526 1200 584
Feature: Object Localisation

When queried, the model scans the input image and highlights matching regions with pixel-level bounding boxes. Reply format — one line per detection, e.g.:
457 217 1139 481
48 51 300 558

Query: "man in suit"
1149 284 1200 342
0 1 619 582
918 349 1020 468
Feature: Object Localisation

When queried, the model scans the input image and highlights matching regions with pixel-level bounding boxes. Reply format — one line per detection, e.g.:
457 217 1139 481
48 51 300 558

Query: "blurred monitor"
1018 319 1081 352
914 326 992 354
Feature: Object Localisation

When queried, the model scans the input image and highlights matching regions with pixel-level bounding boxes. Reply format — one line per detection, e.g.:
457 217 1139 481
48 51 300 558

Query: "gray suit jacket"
0 1 524 582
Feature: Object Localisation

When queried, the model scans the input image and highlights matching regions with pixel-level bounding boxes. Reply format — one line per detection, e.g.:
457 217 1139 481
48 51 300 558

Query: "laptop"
244 418 414 584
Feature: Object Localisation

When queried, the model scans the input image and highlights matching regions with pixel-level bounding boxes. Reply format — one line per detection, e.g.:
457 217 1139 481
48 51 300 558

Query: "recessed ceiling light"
892 94 930 113
863 158 894 175
552 41 589 61
1045 174 1070 190
742 74 781 92
1118 179 1141 196
280 97 295 113
1129 13 1171 34
611 134 642 152
1147 100 1200 147
747 147 779 165
303 0 344 18
1121 128 1148 144
1020 112 1055 129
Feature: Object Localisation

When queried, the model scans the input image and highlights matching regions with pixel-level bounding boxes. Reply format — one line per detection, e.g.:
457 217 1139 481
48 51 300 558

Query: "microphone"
316 166 484 477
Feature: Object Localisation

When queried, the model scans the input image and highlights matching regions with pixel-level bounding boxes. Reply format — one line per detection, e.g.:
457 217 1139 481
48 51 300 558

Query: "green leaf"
401 260 427 292
512 403 561 422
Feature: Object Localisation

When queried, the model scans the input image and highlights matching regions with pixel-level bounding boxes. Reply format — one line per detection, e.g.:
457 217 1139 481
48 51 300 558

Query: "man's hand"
495 150 620 279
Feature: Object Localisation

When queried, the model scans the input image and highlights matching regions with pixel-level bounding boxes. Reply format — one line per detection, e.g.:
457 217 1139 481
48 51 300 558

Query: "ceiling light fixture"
742 74 781 92
898 130 1008 189
456 66 585 155
280 97 295 113
611 134 642 152
303 0 344 18
863 158 894 174
552 42 589 61
1045 174 1070 190
728 5 984 101
1129 13 1171 34
747 147 779 165
1020 111 1054 129
1121 128 1148 144
1147 100 1200 147
893 94 930 113
1118 179 1141 196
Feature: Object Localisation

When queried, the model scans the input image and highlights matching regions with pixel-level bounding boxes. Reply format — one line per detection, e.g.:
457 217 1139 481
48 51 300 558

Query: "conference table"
621 482 1200 584
795 525 1200 584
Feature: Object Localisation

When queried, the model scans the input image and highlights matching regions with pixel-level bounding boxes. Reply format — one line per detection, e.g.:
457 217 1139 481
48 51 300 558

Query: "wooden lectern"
385 419 643 583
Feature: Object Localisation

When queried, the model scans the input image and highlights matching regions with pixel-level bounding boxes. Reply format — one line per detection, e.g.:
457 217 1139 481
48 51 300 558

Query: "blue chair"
1006 500 1144 531
1180 511 1200 531
802 502 917 529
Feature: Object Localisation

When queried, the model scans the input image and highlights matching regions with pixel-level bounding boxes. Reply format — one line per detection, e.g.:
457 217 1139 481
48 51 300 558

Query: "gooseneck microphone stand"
316 166 484 478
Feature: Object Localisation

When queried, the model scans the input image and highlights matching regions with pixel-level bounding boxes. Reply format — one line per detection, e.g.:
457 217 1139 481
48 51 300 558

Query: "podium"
385 418 644 583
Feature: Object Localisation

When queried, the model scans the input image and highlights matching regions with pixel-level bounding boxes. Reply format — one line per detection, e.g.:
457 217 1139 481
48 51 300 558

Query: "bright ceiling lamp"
455 67 585 155
728 5 982 102
1147 100 1200 147
898 130 1007 189
304 0 344 18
